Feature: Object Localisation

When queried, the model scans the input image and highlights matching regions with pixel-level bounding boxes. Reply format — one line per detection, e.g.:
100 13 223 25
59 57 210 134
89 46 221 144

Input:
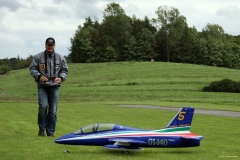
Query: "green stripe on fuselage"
154 126 190 132
94 127 190 137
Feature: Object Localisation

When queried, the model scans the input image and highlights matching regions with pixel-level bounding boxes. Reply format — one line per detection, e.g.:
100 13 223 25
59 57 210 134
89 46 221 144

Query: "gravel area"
116 105 240 118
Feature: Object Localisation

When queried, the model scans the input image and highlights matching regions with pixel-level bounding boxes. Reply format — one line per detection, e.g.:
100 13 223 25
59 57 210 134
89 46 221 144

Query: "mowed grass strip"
0 102 239 160
1 62 240 106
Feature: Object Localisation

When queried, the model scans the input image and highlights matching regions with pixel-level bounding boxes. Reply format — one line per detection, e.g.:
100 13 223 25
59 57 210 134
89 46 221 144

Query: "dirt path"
116 105 240 118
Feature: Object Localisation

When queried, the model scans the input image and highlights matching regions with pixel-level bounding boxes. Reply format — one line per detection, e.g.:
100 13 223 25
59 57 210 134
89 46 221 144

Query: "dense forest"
1 3 240 74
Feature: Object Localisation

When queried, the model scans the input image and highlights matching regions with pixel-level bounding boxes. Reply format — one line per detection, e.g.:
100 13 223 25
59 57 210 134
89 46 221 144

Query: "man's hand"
54 77 62 84
40 76 48 82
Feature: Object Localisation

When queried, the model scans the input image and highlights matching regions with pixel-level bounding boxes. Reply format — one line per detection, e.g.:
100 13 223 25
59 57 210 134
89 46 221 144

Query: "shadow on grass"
60 148 143 155
66 148 201 155
103 148 203 155
159 150 202 154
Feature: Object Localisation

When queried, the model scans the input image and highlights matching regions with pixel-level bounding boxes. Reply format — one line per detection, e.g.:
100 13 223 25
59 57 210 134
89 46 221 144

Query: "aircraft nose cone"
55 133 80 144
55 137 62 144
55 136 65 144
55 134 72 144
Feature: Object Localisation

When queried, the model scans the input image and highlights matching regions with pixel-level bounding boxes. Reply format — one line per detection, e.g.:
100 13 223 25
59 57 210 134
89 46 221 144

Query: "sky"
0 0 240 59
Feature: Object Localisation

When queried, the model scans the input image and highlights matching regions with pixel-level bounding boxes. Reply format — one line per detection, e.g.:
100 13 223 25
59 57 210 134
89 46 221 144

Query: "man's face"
45 44 55 52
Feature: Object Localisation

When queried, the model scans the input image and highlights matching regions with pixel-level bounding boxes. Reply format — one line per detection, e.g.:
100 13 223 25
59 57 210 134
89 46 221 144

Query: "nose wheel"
122 151 129 154
64 145 69 153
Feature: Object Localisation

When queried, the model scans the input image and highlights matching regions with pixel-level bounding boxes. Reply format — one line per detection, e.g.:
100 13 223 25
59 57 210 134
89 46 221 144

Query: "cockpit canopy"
73 123 115 135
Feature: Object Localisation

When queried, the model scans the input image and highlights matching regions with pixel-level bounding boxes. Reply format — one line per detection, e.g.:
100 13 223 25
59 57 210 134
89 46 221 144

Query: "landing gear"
64 145 69 153
122 151 129 154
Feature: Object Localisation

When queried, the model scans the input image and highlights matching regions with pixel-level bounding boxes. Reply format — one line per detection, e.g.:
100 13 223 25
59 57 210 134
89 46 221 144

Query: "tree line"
69 3 240 69
1 3 240 75
0 56 33 74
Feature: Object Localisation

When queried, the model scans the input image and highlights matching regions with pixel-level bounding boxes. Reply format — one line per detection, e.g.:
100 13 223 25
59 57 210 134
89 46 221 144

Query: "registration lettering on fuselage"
148 138 168 146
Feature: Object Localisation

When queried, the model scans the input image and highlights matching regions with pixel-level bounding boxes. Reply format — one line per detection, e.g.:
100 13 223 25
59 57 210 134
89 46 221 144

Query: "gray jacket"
30 51 68 85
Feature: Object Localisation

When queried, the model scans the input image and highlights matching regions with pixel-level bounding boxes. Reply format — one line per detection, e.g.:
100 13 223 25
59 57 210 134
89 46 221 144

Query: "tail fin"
166 107 195 128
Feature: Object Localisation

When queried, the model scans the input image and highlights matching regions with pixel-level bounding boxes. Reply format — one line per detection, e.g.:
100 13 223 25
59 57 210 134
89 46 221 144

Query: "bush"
202 78 240 93
0 65 11 75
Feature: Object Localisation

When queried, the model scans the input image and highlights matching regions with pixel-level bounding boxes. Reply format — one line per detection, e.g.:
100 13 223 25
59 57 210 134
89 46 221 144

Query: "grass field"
1 62 240 106
0 62 239 160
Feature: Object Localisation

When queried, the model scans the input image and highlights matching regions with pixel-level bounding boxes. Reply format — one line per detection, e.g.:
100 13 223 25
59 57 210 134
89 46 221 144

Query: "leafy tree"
131 15 147 38
222 35 240 68
177 26 195 63
69 25 96 63
192 36 208 65
102 45 118 62
154 5 187 62
200 23 240 68
134 28 156 61
120 35 136 61
143 16 157 34
0 65 10 75
0 58 11 66
103 2 125 17
83 17 94 28
201 24 224 66
100 3 132 61
131 15 156 38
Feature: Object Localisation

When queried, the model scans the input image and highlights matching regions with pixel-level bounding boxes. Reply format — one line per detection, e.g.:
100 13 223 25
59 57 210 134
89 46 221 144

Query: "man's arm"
58 56 68 81
30 55 41 82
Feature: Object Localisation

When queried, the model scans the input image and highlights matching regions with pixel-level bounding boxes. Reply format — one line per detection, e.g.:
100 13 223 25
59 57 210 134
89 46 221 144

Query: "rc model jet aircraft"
55 107 203 153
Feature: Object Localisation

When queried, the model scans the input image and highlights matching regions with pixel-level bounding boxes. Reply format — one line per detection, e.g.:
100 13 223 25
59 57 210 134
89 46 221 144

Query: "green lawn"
0 62 239 159
1 62 240 106
0 102 239 160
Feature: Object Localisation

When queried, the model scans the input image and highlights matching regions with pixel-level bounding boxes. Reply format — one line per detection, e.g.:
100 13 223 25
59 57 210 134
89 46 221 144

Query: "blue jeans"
38 85 59 135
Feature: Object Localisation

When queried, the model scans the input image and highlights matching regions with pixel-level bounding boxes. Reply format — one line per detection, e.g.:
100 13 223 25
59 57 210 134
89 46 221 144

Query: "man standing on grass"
30 37 68 137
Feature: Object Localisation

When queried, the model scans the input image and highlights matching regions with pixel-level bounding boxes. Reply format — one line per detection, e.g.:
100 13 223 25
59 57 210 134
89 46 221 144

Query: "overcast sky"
1 0 240 59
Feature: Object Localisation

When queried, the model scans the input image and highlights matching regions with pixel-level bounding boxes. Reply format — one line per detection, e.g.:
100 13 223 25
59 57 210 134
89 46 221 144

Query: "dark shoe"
38 130 45 136
47 134 54 137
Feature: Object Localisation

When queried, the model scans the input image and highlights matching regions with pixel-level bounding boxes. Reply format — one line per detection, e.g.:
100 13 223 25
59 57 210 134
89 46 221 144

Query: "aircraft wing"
103 138 146 151
108 138 146 145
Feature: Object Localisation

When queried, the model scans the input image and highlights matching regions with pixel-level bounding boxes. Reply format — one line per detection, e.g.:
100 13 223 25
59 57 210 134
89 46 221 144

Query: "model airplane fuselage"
55 107 203 152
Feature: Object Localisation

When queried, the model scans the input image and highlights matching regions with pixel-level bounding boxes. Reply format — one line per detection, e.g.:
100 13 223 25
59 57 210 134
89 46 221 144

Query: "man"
30 37 68 136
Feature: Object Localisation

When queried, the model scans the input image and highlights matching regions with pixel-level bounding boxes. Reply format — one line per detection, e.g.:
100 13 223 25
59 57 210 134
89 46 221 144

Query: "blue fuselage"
55 130 202 148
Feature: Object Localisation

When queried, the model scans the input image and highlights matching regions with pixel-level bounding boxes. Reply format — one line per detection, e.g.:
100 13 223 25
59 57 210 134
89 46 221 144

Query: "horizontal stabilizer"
181 136 203 140
104 145 143 151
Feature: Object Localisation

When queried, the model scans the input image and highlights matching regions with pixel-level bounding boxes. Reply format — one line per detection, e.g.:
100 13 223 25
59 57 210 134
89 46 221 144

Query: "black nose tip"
55 138 61 144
